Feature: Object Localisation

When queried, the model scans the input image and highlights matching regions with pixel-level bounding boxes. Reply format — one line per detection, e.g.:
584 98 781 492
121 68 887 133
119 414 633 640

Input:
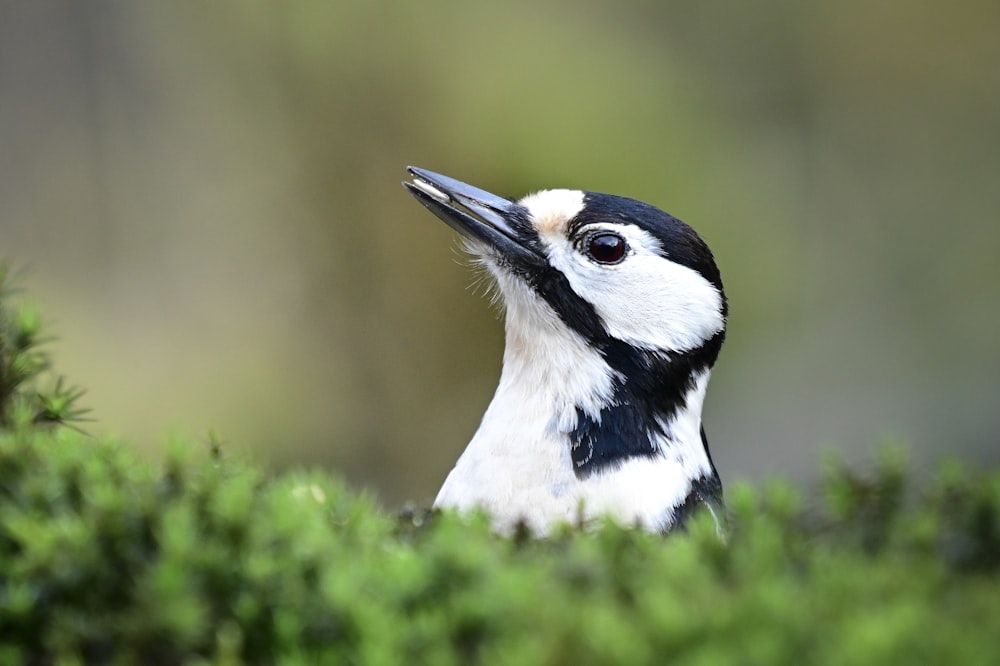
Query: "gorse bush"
1 271 999 665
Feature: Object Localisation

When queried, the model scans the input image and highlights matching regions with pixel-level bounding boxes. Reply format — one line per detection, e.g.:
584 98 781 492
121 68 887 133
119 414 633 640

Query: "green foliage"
1 278 999 665
2 432 998 666
0 266 89 431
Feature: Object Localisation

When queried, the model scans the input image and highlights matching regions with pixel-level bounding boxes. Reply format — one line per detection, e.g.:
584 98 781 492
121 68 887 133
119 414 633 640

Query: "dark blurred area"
2 1 998 506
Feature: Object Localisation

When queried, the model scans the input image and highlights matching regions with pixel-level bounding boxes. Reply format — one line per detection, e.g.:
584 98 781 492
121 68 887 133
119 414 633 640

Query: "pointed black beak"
402 167 545 268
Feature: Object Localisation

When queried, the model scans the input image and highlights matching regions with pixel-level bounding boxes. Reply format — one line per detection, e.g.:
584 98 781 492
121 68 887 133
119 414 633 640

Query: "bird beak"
403 167 545 267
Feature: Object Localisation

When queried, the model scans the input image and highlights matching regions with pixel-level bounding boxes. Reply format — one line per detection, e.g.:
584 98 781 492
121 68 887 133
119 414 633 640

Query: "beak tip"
404 171 450 203
402 166 543 265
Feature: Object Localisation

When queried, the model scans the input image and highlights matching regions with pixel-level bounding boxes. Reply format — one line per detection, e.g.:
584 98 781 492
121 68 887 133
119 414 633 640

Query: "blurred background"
2 1 998 506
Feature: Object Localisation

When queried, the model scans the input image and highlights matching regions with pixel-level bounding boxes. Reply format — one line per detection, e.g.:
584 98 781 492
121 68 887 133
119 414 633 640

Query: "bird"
402 166 727 535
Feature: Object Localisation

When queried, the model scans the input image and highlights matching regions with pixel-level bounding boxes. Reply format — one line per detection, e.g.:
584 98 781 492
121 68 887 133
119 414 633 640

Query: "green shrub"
1 271 998 665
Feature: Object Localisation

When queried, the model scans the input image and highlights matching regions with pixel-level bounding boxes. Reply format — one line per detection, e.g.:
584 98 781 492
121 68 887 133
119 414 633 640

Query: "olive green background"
2 1 997 505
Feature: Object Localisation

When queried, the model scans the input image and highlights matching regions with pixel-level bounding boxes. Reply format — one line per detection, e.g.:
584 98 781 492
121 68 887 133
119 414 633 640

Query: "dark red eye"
586 233 628 264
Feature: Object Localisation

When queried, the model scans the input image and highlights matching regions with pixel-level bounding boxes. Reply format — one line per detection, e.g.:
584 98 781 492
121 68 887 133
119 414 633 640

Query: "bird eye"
585 232 628 264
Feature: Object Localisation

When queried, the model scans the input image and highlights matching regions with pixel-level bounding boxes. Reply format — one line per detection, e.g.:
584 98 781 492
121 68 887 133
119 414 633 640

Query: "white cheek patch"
543 227 725 352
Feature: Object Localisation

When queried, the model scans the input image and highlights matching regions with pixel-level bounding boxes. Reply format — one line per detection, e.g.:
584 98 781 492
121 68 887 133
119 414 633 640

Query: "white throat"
433 273 717 535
